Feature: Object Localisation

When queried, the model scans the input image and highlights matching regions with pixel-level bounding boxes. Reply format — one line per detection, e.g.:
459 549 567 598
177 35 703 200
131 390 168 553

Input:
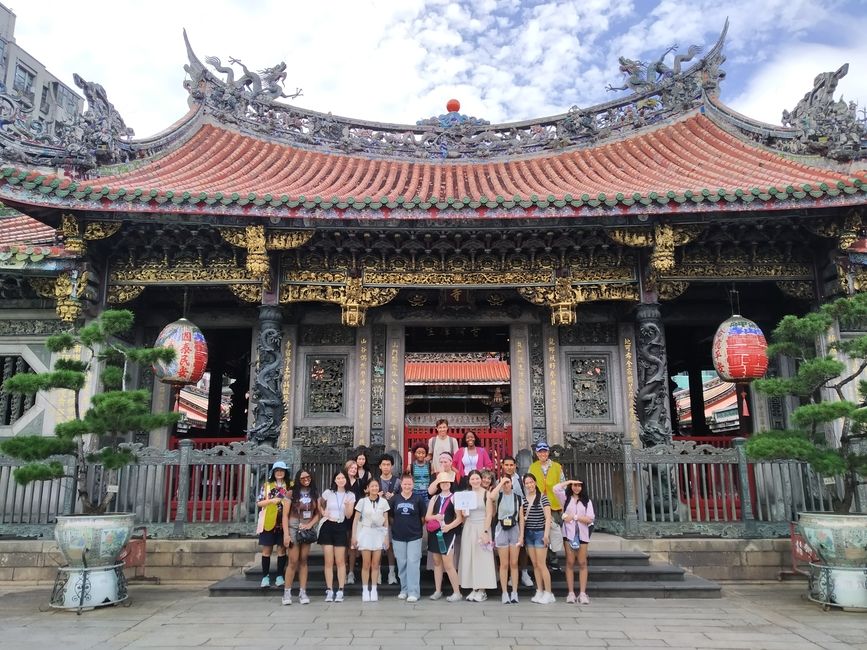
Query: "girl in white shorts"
351 480 390 602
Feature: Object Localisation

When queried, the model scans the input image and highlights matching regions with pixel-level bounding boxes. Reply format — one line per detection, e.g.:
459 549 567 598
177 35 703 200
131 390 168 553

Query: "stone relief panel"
305 355 347 416
568 354 612 422
370 324 386 444
299 325 356 346
528 324 546 440
559 323 618 346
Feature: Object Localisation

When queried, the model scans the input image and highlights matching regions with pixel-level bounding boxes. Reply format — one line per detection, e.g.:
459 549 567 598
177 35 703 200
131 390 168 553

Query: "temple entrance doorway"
402 324 512 468
169 327 252 449
663 281 809 445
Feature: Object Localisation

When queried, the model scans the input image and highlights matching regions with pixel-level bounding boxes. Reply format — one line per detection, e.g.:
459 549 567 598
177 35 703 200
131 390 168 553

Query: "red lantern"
711 315 768 382
152 318 208 385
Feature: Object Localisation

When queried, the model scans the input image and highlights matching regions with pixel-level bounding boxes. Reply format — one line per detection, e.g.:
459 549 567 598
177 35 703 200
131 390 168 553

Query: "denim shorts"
524 528 546 548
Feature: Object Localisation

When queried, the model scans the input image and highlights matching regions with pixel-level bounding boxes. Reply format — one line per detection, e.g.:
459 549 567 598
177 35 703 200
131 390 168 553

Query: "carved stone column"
634 303 672 447
248 305 284 444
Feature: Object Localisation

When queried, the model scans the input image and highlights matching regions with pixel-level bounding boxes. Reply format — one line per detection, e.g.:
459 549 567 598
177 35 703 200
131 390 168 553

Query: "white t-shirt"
321 489 356 523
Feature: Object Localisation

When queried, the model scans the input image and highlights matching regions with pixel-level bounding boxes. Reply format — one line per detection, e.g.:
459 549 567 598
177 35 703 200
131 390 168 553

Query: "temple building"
1 23 866 464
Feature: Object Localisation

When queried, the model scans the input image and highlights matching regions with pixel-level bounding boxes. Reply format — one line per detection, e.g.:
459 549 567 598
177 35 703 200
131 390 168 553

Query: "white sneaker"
281 589 292 605
502 592 510 604
566 592 577 604
388 568 397 585
466 590 478 601
346 571 355 584
334 590 344 602
362 587 370 602
429 591 443 600
578 592 590 604
446 592 462 602
521 570 534 587
299 589 310 605
510 591 519 603
544 591 556 604
370 586 378 602
397 592 408 600
476 591 487 602
531 590 543 603
406 595 418 603
324 589 334 602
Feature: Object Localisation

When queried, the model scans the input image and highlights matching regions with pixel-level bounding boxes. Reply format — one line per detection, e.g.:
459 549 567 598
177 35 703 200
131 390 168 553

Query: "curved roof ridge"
177 24 730 164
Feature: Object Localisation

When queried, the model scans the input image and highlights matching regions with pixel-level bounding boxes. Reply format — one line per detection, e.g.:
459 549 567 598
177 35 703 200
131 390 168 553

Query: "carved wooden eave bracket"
218 226 314 287
517 275 639 326
30 269 94 322
804 208 863 295
607 223 704 299
58 214 122 257
279 271 398 326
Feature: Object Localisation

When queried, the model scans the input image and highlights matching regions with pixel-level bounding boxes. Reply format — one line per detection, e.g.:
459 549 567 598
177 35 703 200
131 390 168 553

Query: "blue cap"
270 461 289 476
535 441 550 452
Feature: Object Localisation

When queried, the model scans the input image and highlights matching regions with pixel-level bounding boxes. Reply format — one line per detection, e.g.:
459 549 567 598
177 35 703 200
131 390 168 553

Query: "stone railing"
1 435 855 540
555 437 850 538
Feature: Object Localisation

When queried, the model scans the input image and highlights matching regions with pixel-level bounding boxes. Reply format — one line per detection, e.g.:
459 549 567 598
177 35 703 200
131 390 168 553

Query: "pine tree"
746 293 867 514
0 309 180 514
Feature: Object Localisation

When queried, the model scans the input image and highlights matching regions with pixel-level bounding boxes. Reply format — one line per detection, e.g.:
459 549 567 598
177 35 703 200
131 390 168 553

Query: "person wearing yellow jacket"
528 441 565 572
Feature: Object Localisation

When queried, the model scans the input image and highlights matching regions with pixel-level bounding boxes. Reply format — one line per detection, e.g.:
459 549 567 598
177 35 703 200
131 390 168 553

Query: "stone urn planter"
50 513 135 611
799 512 867 610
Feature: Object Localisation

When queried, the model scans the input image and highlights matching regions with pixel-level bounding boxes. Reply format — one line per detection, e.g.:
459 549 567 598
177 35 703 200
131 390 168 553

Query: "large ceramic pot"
798 512 867 610
54 513 135 567
51 513 135 610
798 512 867 567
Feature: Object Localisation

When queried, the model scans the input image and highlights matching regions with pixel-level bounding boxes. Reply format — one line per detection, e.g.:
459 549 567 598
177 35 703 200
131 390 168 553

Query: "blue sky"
12 0 867 137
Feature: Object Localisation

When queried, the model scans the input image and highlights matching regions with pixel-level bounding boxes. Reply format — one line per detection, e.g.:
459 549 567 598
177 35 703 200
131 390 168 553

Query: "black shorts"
318 520 348 547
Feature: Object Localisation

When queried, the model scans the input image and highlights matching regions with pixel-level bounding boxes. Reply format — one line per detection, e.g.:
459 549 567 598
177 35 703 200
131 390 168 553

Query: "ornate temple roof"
0 22 864 220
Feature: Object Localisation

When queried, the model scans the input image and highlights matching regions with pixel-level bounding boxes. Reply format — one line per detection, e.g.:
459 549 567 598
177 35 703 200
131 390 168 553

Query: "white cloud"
7 0 866 139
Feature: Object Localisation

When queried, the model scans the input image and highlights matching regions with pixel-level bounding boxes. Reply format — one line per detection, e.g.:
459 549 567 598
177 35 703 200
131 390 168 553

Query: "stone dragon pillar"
248 305 284 444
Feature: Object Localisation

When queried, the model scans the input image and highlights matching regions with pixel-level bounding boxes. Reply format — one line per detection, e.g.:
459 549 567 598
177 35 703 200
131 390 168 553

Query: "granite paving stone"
0 581 865 649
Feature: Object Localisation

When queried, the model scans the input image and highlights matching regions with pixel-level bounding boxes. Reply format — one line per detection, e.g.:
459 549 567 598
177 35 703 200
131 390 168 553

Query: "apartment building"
0 3 83 137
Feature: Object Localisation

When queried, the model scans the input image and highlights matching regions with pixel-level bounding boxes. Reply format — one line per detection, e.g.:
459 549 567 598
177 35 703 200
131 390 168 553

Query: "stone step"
209 572 720 599
241 549 652 580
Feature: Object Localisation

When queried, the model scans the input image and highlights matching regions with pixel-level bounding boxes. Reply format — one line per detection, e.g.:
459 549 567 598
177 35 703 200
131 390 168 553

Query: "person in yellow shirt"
527 441 565 572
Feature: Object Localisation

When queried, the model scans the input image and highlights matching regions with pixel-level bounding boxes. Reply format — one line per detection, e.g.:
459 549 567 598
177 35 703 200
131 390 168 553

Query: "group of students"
256 423 595 607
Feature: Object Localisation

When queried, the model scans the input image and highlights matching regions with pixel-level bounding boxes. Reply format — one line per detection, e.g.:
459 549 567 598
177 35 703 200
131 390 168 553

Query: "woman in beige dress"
457 470 497 601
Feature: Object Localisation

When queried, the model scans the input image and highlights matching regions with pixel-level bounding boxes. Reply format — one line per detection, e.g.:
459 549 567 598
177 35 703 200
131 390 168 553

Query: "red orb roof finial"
446 99 460 113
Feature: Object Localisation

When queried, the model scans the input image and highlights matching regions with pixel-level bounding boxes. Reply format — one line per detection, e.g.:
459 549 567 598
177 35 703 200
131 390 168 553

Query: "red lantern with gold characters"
152 318 208 385
711 314 768 382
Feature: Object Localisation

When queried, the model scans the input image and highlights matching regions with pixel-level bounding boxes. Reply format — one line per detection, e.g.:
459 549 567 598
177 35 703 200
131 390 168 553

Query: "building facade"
0 24 866 465
0 3 83 141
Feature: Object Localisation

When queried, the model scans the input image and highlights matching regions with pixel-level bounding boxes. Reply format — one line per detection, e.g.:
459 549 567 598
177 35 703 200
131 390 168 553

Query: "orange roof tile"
405 360 511 385
72 115 858 203
0 215 56 245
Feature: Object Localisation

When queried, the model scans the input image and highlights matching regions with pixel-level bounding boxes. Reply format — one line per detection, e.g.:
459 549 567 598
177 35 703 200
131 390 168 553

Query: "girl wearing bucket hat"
255 461 291 588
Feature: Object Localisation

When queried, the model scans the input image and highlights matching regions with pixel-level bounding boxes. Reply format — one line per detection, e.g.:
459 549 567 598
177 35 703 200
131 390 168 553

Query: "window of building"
55 84 78 114
39 85 50 113
12 64 35 101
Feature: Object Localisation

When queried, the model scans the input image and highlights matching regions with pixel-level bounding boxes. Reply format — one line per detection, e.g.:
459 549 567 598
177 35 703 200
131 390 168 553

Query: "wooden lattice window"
0 355 36 426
